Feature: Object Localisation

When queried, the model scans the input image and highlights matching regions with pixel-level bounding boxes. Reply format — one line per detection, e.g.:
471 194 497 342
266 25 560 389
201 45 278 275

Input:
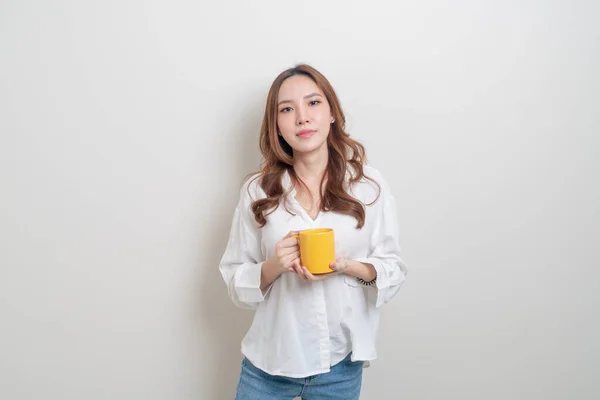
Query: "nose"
296 106 309 125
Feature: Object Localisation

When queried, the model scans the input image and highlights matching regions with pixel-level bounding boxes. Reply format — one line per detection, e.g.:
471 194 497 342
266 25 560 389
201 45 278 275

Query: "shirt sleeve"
355 178 408 308
218 181 268 310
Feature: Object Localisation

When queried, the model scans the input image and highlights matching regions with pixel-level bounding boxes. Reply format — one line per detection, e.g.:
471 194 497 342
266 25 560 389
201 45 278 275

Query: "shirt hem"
242 352 378 378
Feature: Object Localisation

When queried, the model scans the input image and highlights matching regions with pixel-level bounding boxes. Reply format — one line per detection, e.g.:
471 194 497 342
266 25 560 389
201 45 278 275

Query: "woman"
219 64 408 400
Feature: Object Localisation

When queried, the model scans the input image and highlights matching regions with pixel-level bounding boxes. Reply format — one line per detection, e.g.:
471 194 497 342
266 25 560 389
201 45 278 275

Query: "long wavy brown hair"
248 64 379 229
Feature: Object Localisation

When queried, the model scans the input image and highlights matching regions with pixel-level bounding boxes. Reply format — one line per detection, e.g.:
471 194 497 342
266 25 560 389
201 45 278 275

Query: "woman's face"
276 75 333 156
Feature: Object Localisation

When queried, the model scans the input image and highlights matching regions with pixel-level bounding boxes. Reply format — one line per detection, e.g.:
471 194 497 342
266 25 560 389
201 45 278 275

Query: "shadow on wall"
195 94 263 398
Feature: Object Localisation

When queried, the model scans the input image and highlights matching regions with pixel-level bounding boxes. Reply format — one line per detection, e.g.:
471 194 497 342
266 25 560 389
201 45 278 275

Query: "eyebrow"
278 93 323 106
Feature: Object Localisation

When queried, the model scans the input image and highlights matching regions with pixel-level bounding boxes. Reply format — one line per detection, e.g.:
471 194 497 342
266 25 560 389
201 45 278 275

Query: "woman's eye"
280 107 292 113
309 100 320 106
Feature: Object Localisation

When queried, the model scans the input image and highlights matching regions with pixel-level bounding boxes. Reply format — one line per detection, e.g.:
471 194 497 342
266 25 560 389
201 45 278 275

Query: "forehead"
278 75 324 99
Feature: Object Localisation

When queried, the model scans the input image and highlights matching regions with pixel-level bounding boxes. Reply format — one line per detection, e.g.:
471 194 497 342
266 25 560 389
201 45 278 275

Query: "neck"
292 145 328 182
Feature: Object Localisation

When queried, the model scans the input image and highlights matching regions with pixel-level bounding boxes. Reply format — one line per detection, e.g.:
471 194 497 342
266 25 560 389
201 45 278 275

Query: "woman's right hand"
261 231 302 290
268 231 302 276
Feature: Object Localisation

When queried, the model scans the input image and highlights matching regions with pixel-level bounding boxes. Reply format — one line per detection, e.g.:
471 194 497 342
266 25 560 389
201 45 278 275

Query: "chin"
291 140 327 155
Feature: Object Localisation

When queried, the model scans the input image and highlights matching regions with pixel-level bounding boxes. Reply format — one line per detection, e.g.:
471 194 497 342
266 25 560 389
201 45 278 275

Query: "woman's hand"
330 258 377 282
269 231 303 275
296 266 339 281
261 231 303 290
294 258 376 282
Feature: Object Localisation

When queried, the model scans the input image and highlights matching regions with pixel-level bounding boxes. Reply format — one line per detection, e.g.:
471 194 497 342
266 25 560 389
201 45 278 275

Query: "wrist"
260 258 285 291
263 257 286 276
349 260 376 281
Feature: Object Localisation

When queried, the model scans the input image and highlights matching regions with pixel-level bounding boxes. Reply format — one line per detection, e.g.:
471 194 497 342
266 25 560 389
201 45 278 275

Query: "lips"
297 129 316 139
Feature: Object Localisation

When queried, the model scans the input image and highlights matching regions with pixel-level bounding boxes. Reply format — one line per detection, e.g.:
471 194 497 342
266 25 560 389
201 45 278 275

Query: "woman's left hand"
296 266 339 281
294 259 347 281
328 257 357 276
330 258 377 282
296 257 355 281
295 258 376 282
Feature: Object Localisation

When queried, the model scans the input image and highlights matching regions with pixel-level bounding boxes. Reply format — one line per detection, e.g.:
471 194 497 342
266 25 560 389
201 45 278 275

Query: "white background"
1 1 598 399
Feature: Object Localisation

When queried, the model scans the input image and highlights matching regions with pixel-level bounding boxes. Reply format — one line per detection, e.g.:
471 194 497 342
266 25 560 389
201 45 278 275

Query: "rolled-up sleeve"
356 182 408 308
218 182 267 310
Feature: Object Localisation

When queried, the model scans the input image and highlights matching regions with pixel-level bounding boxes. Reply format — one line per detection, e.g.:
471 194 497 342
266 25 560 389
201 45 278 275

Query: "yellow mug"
292 228 336 275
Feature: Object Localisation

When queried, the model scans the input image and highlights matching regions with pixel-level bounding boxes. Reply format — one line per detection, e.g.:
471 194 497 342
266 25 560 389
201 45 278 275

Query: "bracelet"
356 276 377 286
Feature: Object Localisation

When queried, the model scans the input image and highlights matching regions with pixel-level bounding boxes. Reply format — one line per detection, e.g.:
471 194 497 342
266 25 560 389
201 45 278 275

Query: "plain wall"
1 1 598 399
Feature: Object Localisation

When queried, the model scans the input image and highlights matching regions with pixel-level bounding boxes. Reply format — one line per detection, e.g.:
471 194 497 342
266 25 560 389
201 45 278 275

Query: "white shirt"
219 165 408 378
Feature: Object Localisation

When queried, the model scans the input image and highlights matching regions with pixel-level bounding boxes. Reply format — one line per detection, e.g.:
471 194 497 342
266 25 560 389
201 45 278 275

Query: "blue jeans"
234 353 363 400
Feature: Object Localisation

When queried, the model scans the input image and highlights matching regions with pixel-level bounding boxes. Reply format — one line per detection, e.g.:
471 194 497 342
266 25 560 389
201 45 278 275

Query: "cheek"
277 114 294 131
314 108 330 124
277 118 297 143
